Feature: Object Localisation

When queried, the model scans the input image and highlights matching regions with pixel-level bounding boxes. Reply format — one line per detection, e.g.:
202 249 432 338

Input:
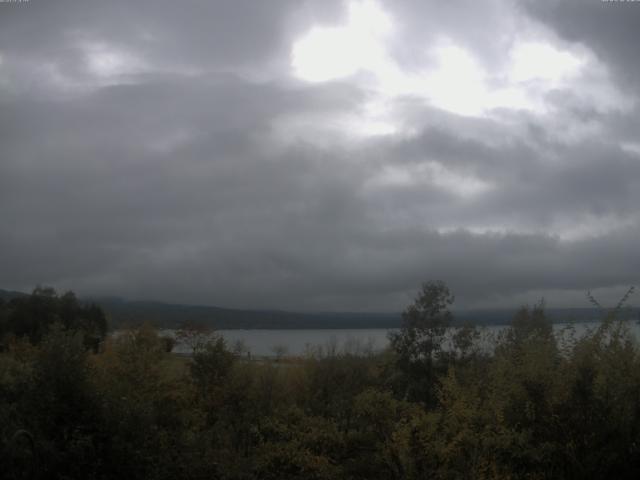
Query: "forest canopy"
1 282 640 479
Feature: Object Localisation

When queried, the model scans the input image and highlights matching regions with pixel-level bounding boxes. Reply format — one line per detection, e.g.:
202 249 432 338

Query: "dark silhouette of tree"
388 280 454 405
1 287 107 349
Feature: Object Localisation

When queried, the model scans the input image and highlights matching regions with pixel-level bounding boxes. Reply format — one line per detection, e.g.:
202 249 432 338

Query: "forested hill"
2 289 636 329
90 297 402 330
0 288 27 301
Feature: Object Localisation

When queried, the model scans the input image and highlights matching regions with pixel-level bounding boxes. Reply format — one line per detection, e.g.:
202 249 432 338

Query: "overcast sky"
1 0 639 311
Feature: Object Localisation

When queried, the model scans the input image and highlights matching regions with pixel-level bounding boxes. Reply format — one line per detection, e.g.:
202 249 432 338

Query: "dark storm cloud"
1 0 639 310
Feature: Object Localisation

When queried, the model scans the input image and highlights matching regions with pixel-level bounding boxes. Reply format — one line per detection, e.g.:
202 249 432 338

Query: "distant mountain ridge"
90 297 403 330
1 288 637 330
0 288 28 301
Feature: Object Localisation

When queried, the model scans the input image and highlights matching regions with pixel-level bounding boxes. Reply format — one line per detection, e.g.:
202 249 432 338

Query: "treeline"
0 286 107 349
2 283 640 479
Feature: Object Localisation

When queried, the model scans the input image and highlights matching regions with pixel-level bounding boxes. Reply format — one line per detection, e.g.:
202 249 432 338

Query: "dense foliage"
2 283 640 479
0 287 107 350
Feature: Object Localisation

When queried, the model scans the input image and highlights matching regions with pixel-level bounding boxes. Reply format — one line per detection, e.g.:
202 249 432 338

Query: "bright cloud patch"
509 42 585 83
84 42 146 80
291 0 391 83
366 162 492 198
621 142 640 156
290 3 622 122
423 162 492 197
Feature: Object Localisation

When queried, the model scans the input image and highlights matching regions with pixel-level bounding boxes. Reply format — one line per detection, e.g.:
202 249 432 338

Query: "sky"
1 0 639 312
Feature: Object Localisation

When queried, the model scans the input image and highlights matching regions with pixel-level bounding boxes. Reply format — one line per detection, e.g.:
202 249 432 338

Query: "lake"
161 320 640 357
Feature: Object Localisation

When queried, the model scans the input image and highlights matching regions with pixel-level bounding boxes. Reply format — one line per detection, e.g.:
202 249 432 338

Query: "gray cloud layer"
1 0 639 311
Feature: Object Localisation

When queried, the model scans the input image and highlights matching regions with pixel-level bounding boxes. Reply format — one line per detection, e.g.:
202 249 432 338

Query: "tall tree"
388 280 454 405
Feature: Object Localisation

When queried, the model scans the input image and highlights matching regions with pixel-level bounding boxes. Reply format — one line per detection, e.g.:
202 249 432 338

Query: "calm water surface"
159 321 640 357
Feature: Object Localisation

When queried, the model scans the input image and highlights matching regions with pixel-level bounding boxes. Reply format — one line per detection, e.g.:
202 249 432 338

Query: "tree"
388 280 454 405
24 324 103 478
176 321 213 354
4 287 107 348
502 301 553 349
271 344 289 362
190 335 236 396
0 298 7 347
